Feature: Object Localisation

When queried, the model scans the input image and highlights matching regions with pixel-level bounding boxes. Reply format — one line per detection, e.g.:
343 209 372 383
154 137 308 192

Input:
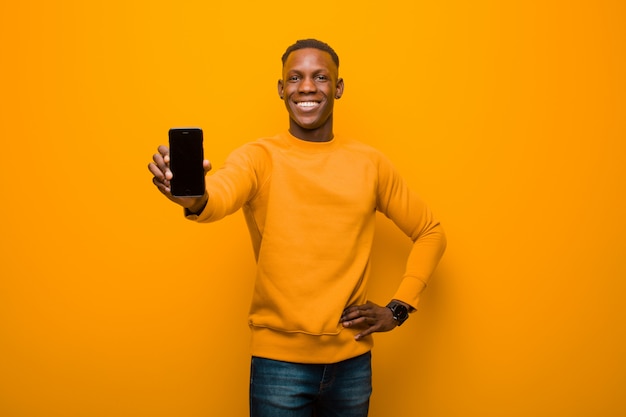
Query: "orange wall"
1 1 625 416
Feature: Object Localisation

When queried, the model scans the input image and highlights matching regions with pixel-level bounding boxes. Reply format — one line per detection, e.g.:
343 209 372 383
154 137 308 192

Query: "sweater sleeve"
188 143 263 223
375 153 447 309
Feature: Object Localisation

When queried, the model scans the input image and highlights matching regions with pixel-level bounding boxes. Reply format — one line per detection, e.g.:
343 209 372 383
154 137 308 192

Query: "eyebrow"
285 68 332 76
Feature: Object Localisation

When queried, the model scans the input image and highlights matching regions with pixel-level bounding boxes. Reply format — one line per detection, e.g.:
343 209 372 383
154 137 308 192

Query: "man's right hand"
148 145 212 211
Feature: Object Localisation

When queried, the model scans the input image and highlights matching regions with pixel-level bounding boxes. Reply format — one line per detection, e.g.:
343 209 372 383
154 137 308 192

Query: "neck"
288 117 334 142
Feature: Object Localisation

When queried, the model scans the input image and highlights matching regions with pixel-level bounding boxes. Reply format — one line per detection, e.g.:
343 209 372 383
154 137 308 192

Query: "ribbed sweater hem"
249 326 373 364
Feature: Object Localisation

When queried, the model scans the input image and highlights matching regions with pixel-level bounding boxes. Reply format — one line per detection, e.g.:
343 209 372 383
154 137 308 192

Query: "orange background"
1 1 625 416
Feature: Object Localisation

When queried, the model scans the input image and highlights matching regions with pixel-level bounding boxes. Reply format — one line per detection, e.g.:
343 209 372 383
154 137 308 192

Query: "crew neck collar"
281 130 338 152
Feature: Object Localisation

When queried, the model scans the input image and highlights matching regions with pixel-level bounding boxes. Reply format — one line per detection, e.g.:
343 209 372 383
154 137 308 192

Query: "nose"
298 76 317 93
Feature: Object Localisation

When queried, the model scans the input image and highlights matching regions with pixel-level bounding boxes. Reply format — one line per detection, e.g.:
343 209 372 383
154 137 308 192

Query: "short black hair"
281 39 340 69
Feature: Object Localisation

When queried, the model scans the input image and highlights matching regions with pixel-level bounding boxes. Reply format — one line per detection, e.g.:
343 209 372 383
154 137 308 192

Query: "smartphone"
168 127 205 197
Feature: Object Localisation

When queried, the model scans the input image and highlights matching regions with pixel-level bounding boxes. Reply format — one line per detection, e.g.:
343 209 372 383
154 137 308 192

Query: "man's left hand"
340 301 398 340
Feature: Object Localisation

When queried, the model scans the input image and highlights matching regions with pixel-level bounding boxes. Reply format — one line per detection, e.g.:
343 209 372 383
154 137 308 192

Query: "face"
278 48 344 142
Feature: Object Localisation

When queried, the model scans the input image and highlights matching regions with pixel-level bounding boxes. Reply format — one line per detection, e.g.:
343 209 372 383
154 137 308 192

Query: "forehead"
283 48 337 74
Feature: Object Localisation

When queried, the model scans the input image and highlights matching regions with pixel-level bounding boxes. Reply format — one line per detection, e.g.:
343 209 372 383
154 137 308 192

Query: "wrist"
386 300 410 326
184 194 208 219
188 194 208 212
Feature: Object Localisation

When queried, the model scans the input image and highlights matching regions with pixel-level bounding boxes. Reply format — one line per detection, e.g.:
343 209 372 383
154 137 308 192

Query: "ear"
277 79 284 99
335 78 345 99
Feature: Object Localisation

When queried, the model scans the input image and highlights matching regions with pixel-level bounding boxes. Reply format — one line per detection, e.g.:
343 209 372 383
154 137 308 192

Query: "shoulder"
220 135 285 177
228 135 281 158
234 133 289 155
338 137 393 165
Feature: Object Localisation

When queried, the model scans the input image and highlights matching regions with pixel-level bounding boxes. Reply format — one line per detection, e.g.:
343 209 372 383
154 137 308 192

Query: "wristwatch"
184 207 200 220
184 198 208 220
386 301 410 326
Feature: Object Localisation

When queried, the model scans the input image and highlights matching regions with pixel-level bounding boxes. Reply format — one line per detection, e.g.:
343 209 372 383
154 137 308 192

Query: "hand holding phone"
168 127 206 197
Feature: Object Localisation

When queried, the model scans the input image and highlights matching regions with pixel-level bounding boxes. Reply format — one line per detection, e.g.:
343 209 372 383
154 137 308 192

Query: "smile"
296 101 320 108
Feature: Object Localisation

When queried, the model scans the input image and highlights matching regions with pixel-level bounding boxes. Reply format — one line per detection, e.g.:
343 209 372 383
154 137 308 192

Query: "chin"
291 117 321 130
299 121 322 130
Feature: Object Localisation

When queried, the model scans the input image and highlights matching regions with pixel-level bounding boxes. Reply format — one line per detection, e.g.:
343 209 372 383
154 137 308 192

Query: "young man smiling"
278 40 343 142
149 39 446 417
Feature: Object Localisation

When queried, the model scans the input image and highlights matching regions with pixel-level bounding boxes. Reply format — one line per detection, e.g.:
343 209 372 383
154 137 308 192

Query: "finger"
148 160 171 191
355 325 378 340
157 144 170 158
341 301 378 321
152 176 171 195
154 146 173 180
152 151 167 173
342 315 374 328
340 306 364 322
355 318 386 340
340 306 355 320
148 161 165 181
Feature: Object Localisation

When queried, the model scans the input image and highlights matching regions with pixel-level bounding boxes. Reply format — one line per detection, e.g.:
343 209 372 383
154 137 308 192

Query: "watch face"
395 305 408 320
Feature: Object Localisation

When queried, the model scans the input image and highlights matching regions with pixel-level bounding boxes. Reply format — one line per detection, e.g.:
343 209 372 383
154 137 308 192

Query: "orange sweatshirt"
188 131 446 364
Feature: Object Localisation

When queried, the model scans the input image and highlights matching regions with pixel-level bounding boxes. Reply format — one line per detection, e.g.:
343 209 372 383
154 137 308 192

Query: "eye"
288 75 300 82
315 74 329 82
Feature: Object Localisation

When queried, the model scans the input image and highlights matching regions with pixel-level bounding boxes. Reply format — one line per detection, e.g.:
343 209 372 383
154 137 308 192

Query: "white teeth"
297 101 318 107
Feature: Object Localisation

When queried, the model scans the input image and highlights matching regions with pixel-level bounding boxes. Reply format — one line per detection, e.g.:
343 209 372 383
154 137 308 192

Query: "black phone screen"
168 128 205 197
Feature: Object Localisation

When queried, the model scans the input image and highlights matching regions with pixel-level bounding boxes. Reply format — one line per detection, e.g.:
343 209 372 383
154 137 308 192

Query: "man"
149 38 446 417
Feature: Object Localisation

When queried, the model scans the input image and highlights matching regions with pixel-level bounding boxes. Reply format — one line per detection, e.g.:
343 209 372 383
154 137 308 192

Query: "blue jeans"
250 352 372 417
